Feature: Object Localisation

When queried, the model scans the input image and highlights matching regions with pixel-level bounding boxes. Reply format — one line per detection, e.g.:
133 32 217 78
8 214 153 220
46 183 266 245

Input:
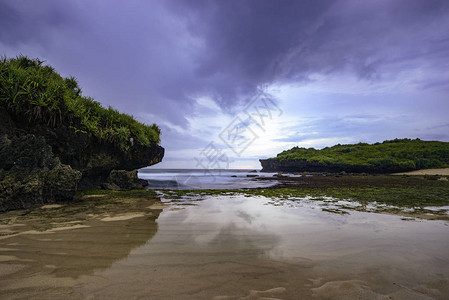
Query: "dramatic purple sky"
1 0 448 168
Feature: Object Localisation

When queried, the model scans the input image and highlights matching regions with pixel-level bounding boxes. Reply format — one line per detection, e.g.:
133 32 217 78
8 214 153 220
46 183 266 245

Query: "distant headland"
260 138 449 173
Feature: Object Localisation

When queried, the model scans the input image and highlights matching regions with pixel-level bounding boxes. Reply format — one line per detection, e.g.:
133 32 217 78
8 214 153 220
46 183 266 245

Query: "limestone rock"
0 108 162 211
0 133 81 211
106 169 149 190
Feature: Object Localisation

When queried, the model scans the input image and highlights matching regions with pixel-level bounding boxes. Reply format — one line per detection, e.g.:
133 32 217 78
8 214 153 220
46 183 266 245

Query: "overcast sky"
1 0 448 169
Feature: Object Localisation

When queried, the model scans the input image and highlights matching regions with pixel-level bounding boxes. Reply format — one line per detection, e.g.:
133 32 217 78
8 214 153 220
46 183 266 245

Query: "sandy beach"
392 168 449 176
1 189 448 299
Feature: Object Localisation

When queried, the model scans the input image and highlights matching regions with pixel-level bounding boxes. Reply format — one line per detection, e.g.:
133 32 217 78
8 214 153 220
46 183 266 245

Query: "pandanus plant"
0 56 161 151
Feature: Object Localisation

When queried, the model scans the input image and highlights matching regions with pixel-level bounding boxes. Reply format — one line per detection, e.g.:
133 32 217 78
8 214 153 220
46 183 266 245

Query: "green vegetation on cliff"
0 56 160 151
271 139 449 170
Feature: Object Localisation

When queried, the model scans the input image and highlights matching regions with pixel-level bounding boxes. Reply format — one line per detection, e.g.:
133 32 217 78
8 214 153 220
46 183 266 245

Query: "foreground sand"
1 189 448 299
392 168 449 176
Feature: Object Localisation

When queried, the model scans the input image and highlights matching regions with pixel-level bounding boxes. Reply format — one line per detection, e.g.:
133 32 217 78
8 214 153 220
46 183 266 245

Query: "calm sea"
138 168 279 189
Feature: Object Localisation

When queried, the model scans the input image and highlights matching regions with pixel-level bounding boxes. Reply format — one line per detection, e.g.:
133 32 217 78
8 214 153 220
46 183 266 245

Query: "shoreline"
392 167 449 176
1 175 448 299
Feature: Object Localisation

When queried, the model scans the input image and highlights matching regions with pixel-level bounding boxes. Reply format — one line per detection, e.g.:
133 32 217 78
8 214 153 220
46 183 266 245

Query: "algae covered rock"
0 133 81 211
43 163 82 201
106 169 149 190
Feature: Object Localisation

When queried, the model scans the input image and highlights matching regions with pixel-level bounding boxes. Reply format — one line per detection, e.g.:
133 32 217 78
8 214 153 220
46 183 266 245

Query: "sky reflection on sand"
75 195 449 299
1 194 448 299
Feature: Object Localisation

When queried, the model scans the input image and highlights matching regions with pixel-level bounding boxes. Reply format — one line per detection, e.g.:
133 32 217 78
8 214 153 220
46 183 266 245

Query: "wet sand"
392 168 449 176
0 193 448 299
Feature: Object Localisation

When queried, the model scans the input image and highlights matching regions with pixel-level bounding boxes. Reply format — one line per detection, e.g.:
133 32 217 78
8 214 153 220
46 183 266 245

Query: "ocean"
138 168 279 189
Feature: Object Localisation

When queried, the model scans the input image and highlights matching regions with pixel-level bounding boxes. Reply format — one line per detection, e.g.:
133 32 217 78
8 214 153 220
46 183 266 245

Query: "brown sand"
0 194 448 299
392 168 449 175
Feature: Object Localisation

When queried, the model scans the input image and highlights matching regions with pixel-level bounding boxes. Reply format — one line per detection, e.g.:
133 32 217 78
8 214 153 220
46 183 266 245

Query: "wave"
138 169 278 189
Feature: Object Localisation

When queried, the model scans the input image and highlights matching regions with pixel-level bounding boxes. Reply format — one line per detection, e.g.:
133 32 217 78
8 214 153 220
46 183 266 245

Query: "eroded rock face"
0 109 164 211
0 133 82 211
8 111 164 188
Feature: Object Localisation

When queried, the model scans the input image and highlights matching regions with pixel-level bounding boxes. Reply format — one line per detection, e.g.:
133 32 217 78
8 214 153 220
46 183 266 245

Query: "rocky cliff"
0 109 164 211
0 57 164 211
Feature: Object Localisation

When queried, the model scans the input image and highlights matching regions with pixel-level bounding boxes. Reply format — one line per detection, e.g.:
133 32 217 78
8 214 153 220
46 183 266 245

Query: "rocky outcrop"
104 169 149 190
47 125 163 189
0 109 164 211
0 133 82 211
259 159 413 173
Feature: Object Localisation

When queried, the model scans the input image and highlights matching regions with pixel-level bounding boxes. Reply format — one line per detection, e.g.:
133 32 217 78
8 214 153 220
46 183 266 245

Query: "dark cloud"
169 0 449 99
0 1 82 45
1 0 200 126
1 0 448 166
2 0 448 118
167 0 338 106
2 0 447 120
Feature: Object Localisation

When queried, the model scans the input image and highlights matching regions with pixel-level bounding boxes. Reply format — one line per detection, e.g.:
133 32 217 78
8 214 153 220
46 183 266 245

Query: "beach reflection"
74 195 449 299
0 202 161 299
1 195 448 299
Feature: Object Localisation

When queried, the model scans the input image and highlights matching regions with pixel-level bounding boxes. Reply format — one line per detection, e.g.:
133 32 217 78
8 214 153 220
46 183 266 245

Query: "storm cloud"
1 0 448 167
171 0 449 93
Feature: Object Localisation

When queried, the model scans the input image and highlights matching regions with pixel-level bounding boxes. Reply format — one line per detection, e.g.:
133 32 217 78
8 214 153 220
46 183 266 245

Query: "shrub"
0 56 161 150
272 138 449 170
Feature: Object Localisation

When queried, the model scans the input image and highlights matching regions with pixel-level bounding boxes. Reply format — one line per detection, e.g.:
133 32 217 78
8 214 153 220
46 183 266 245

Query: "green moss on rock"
0 134 81 211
